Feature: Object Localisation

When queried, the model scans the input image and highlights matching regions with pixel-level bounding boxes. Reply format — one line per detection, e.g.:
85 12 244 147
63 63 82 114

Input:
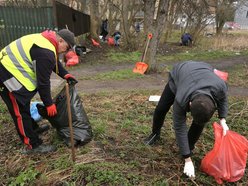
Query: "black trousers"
0 83 42 149
101 30 108 41
152 82 205 151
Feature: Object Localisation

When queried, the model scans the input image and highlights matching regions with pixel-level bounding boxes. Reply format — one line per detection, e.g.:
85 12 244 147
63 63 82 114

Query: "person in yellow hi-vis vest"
0 29 78 154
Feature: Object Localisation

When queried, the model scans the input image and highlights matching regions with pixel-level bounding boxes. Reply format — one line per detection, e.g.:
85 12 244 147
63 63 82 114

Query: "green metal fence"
0 2 90 49
0 6 55 48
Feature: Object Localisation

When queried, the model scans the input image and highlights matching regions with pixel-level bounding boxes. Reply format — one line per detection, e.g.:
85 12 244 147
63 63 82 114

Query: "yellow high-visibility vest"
0 33 57 91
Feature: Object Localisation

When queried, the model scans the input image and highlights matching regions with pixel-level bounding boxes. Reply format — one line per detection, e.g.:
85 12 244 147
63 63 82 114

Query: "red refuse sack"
108 37 115 46
91 38 101 47
214 69 228 82
201 122 248 184
65 51 79 67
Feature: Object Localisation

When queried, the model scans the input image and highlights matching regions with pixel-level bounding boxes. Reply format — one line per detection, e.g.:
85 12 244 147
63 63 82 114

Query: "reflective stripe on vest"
1 34 57 91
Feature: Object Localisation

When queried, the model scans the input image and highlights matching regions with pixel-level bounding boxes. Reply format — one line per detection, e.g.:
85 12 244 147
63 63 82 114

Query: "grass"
157 49 248 64
0 90 247 185
78 50 247 83
107 50 141 63
8 167 40 186
1 32 248 185
105 48 248 65
227 63 248 88
79 68 144 81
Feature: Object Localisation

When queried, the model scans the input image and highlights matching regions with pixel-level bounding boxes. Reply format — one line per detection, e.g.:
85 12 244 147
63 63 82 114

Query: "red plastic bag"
201 122 248 184
65 51 79 67
91 38 101 47
107 37 115 46
214 69 229 82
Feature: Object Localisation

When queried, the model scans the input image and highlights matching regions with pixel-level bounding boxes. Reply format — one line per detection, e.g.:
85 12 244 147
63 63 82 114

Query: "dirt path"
52 54 248 96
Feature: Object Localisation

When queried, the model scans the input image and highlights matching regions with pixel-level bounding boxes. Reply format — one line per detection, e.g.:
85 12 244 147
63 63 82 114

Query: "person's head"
190 94 216 124
56 29 75 53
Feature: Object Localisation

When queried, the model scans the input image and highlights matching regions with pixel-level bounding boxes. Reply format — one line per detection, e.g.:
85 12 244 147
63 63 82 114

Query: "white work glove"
220 118 229 136
183 158 195 178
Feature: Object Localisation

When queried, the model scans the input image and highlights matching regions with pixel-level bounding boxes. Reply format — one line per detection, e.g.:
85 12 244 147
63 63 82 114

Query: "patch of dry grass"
199 30 248 51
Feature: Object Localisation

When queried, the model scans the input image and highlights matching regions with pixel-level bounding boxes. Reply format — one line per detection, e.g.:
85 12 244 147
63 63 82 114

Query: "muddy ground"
56 43 248 97
1 42 248 185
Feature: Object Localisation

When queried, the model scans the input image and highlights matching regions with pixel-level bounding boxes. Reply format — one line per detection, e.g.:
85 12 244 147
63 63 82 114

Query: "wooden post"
65 83 76 162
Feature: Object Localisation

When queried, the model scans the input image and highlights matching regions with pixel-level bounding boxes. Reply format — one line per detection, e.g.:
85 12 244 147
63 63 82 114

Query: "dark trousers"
182 40 192 46
152 82 205 150
153 83 175 134
101 30 108 41
0 83 42 149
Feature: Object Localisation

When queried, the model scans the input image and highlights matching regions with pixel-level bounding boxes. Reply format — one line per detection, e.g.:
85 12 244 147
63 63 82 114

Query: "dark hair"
190 94 216 124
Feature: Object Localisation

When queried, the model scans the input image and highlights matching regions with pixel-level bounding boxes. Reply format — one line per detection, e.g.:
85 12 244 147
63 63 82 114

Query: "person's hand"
64 74 78 85
220 118 229 136
183 158 195 178
46 104 57 117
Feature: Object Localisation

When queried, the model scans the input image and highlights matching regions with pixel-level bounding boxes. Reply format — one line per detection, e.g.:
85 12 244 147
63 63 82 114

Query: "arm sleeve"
211 83 228 118
55 60 69 78
216 91 228 118
30 46 55 106
173 101 191 157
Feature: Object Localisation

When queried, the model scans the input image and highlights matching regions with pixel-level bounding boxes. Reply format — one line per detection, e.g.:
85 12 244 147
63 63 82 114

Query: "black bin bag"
37 84 92 146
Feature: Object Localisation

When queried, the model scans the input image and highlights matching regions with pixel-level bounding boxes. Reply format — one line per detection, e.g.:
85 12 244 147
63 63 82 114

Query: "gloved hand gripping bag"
201 122 248 184
37 84 92 146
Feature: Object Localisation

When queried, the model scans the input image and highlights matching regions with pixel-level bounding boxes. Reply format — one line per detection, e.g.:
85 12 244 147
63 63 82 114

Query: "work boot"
144 133 160 145
34 124 50 134
22 144 57 154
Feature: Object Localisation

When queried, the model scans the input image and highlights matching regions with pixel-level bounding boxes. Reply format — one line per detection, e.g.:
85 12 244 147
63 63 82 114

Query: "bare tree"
107 0 144 49
178 0 214 43
163 0 181 41
209 0 236 35
143 0 168 72
89 0 100 39
216 1 234 35
88 0 109 38
108 0 122 33
121 0 132 46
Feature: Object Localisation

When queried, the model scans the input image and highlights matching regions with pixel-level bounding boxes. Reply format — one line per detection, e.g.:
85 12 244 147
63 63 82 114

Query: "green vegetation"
227 64 248 88
72 162 141 185
1 90 247 185
79 68 144 81
107 50 141 63
0 32 248 185
106 49 248 65
9 167 40 186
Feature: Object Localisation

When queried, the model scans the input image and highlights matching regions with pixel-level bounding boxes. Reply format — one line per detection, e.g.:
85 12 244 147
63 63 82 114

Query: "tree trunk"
144 0 168 73
89 0 100 39
122 0 132 46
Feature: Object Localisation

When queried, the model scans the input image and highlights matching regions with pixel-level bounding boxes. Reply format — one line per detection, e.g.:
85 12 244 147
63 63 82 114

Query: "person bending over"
144 61 229 178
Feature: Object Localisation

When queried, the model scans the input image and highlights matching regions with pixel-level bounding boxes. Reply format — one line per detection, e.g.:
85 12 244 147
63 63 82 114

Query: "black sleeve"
55 60 69 78
30 45 55 106
215 91 228 118
173 101 191 158
211 83 228 119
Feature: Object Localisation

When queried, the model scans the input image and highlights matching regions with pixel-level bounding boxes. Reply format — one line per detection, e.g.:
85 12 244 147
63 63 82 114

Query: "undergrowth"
0 90 247 185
